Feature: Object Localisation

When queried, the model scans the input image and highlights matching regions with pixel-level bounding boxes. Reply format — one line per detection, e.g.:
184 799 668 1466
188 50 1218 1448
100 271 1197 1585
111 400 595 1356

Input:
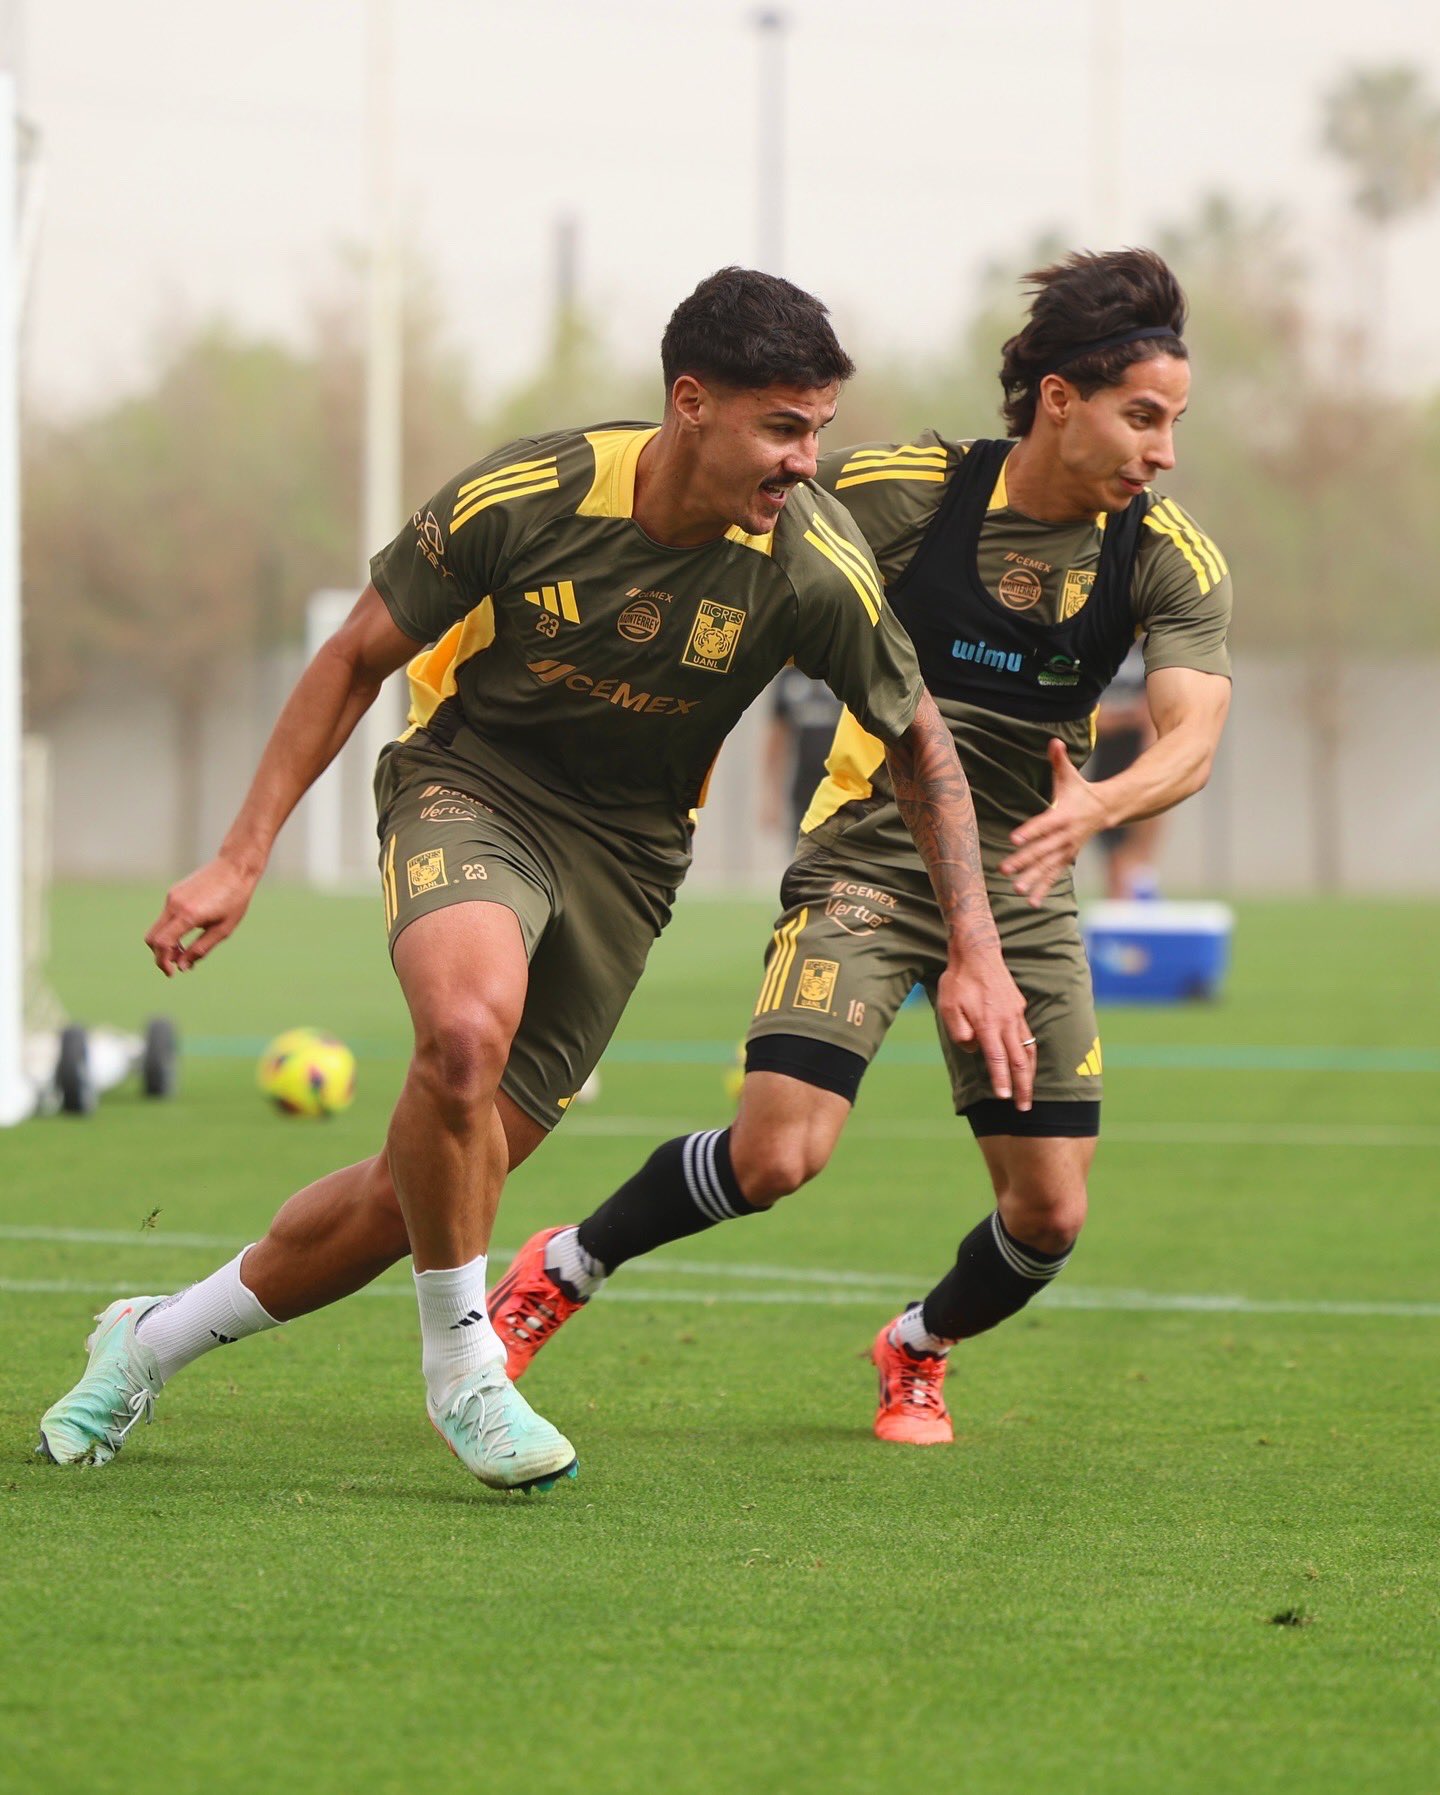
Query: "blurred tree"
21 220 1440 885
21 278 485 867
20 267 666 868
23 327 352 866
842 230 1071 443
1322 64 1440 377
485 295 658 442
1161 185 1440 886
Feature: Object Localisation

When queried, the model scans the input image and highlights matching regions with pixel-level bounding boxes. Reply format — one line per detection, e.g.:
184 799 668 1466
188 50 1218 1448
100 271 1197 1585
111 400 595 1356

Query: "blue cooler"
1081 900 1234 1004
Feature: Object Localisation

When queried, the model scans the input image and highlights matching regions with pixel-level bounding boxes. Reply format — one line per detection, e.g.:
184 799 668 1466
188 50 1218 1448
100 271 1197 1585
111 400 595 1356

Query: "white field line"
2 1276 1438 1318
558 1117 1440 1149
0 1223 913 1287
3 1252 1438 1322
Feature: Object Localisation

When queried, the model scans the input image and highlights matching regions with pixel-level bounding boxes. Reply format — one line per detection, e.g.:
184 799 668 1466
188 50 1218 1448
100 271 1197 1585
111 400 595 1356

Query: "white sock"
135 1246 279 1384
543 1225 605 1301
413 1251 505 1407
891 1302 953 1358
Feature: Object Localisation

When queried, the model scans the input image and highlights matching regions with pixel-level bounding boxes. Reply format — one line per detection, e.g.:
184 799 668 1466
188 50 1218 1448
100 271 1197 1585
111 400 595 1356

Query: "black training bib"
888 439 1148 723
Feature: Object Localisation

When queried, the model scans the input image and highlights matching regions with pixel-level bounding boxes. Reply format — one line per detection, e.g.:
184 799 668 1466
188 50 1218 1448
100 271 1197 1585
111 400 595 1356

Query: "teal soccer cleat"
428 1370 578 1493
37 1296 168 1467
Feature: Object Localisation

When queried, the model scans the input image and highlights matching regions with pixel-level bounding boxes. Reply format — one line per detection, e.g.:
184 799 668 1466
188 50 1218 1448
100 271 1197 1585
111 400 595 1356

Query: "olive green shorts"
746 839 1102 1112
375 745 678 1130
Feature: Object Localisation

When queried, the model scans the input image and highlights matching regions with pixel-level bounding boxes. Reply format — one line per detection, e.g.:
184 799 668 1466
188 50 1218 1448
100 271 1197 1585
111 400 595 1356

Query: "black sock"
576 1128 761 1273
921 1212 1072 1341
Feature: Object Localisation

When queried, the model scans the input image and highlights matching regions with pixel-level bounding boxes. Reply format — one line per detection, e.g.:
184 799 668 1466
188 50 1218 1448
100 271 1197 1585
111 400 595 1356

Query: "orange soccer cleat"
487 1228 587 1380
869 1317 954 1446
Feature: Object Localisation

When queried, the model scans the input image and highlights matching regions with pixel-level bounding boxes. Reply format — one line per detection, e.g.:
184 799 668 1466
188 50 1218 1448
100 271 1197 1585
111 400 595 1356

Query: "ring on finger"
1021 1037 1037 1046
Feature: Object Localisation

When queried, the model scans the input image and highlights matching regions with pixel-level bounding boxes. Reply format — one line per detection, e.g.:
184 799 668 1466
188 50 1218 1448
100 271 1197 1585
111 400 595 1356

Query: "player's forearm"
886 693 1000 958
1088 720 1217 829
218 637 389 876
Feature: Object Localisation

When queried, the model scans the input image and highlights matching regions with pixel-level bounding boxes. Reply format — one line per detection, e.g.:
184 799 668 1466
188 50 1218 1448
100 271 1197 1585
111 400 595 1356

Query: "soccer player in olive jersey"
36 268 1031 1489
489 249 1234 1447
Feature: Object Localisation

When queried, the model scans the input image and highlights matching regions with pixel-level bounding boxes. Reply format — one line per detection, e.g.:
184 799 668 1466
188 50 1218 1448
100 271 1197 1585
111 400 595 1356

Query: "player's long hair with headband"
999 249 1188 437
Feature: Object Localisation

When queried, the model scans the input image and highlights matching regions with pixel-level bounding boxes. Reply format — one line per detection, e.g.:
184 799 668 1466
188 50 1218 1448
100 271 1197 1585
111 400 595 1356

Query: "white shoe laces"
444 1385 519 1459
113 1386 155 1443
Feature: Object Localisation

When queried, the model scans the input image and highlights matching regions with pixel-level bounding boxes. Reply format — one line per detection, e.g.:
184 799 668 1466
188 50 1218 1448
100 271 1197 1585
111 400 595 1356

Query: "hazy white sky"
13 0 1440 416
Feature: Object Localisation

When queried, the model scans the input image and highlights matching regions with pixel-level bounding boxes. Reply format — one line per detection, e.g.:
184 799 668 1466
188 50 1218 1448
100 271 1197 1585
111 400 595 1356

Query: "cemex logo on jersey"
526 659 700 716
825 878 899 936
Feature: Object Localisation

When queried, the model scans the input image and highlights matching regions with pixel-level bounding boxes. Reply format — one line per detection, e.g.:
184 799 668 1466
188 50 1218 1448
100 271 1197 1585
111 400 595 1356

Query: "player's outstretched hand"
936 945 1034 1111
145 856 260 976
1001 739 1111 907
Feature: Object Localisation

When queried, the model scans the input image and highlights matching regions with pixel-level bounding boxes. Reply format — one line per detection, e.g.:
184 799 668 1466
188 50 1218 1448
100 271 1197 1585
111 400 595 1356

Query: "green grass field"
3 884 1438 1795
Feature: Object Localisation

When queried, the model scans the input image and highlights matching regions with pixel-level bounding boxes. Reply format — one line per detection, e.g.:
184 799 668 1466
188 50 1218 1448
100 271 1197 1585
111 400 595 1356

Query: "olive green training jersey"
803 430 1232 856
370 423 923 873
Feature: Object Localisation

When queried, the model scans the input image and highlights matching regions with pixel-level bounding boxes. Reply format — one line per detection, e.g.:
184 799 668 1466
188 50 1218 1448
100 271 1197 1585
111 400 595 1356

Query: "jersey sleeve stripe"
806 514 884 622
841 444 948 466
809 513 885 610
803 528 881 623
1156 498 1227 583
450 473 561 532
835 468 947 490
1143 509 1213 595
456 456 558 500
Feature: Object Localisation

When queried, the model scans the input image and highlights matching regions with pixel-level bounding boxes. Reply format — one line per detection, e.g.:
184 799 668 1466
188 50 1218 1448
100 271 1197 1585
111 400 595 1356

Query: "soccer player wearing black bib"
490 251 1233 1447
36 270 1031 1489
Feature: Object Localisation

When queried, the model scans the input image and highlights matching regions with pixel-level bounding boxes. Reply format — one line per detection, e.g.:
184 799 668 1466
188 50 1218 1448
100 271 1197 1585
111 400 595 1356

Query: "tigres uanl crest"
1061 568 1095 620
681 600 746 673
793 957 839 1013
406 849 447 898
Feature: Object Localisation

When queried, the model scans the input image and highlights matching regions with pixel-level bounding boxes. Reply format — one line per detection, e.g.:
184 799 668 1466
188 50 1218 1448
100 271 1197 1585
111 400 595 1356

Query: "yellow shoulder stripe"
835 442 948 491
836 468 947 490
1153 498 1227 584
456 456 556 500
1143 504 1217 596
451 457 560 533
805 512 882 624
843 443 947 465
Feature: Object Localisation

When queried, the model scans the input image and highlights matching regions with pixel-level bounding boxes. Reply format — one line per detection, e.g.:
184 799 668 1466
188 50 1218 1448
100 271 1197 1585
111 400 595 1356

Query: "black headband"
1040 325 1181 378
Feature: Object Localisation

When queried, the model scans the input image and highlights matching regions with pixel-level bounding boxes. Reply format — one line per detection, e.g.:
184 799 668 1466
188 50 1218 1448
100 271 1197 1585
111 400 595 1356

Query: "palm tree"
1322 65 1440 381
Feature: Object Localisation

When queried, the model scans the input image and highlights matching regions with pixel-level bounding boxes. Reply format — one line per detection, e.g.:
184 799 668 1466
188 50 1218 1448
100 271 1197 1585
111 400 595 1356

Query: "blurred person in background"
487 249 1234 1449
762 667 844 844
1089 642 1164 897
35 268 1031 1489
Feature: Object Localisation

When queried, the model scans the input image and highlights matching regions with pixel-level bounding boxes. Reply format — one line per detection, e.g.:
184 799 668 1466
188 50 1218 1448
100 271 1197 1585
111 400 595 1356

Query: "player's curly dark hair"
661 267 855 395
999 249 1188 437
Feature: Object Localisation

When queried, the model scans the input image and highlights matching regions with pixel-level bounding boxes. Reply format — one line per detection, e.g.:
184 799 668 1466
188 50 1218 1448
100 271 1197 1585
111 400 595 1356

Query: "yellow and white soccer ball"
257 1027 356 1118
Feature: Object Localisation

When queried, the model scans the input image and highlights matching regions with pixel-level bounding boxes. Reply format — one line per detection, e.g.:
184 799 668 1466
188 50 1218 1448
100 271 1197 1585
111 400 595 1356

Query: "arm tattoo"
886 694 999 954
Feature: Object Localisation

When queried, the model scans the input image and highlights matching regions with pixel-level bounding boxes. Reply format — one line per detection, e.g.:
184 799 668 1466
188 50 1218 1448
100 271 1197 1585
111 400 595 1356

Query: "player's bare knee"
734 1132 829 1206
1000 1185 1087 1255
410 1009 513 1120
